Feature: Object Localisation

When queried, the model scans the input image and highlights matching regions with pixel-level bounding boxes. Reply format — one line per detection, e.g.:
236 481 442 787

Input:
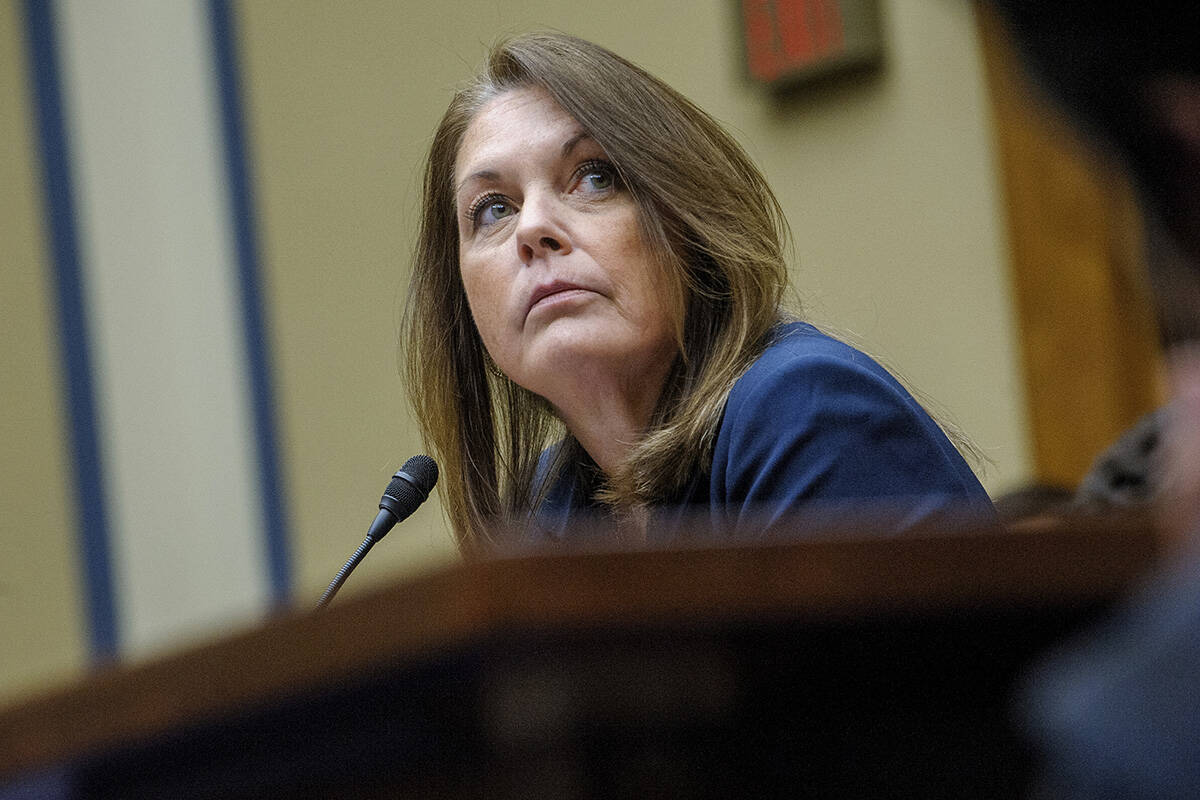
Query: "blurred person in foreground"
985 2 1200 798
403 33 992 554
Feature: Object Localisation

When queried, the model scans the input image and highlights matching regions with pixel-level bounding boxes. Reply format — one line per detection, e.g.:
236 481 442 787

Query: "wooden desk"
0 517 1161 798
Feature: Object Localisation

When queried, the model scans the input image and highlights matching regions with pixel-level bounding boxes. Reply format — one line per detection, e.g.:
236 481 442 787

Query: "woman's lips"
526 281 591 317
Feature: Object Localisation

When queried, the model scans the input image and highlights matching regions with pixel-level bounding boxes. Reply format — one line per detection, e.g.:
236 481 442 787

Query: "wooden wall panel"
977 6 1165 489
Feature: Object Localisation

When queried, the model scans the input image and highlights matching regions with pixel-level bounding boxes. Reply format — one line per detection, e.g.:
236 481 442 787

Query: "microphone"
315 455 439 610
367 455 438 542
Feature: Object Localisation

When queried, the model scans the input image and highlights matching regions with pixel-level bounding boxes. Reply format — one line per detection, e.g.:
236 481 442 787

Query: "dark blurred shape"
1021 557 1200 800
984 1 1200 797
993 407 1165 528
1075 409 1166 511
986 2 1200 293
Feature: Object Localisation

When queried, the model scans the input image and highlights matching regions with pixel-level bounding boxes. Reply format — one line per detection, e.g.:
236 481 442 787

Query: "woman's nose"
516 193 572 263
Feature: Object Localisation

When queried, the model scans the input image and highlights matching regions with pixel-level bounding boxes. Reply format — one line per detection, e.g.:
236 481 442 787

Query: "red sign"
742 0 851 83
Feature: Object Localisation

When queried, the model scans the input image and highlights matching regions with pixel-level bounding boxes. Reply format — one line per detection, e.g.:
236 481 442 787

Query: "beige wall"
0 0 89 706
0 0 1030 705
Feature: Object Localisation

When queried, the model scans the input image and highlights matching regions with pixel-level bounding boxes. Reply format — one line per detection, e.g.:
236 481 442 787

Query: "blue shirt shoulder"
701 322 992 532
534 322 992 542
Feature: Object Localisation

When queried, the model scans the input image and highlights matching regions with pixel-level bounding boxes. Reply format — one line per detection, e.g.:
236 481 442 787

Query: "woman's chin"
511 328 651 387
524 316 624 359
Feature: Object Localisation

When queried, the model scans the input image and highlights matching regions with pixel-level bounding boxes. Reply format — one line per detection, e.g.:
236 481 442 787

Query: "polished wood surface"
0 515 1161 790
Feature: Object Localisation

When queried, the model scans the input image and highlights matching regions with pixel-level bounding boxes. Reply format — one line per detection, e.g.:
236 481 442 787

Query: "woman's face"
453 87 678 406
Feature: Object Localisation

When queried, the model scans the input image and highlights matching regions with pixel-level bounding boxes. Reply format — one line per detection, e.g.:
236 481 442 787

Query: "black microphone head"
376 455 439 529
397 454 438 498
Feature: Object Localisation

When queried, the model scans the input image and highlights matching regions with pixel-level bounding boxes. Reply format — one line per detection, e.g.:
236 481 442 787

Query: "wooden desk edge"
0 517 1163 781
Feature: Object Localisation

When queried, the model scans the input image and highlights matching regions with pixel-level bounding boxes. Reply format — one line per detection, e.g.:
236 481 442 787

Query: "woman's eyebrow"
561 130 592 157
456 169 499 196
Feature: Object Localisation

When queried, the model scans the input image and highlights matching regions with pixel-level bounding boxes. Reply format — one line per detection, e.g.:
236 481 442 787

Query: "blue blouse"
534 322 993 543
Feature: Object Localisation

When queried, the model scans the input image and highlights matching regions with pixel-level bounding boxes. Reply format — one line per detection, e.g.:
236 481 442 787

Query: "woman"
404 32 992 553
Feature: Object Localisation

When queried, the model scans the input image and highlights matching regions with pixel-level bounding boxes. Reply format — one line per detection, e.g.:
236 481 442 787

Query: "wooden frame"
976 5 1165 489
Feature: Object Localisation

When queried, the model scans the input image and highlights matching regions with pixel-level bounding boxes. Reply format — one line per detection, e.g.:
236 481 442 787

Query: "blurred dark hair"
987 2 1200 278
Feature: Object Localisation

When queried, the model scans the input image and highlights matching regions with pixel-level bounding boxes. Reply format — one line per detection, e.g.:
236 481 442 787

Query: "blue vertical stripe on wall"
207 0 293 603
22 0 118 661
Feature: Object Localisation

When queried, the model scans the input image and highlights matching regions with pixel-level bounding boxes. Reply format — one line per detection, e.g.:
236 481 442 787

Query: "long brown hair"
404 32 789 552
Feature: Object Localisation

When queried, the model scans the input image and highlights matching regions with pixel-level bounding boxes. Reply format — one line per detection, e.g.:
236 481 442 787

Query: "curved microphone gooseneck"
315 455 439 610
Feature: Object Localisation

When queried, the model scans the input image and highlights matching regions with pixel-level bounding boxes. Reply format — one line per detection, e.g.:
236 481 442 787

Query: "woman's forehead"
453 88 592 181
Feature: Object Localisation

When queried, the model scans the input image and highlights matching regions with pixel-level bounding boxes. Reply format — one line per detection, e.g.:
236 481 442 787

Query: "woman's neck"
548 360 672 479
555 381 658 477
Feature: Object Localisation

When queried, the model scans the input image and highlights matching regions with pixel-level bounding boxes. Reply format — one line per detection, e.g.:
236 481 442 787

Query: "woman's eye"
576 161 618 193
470 195 515 227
